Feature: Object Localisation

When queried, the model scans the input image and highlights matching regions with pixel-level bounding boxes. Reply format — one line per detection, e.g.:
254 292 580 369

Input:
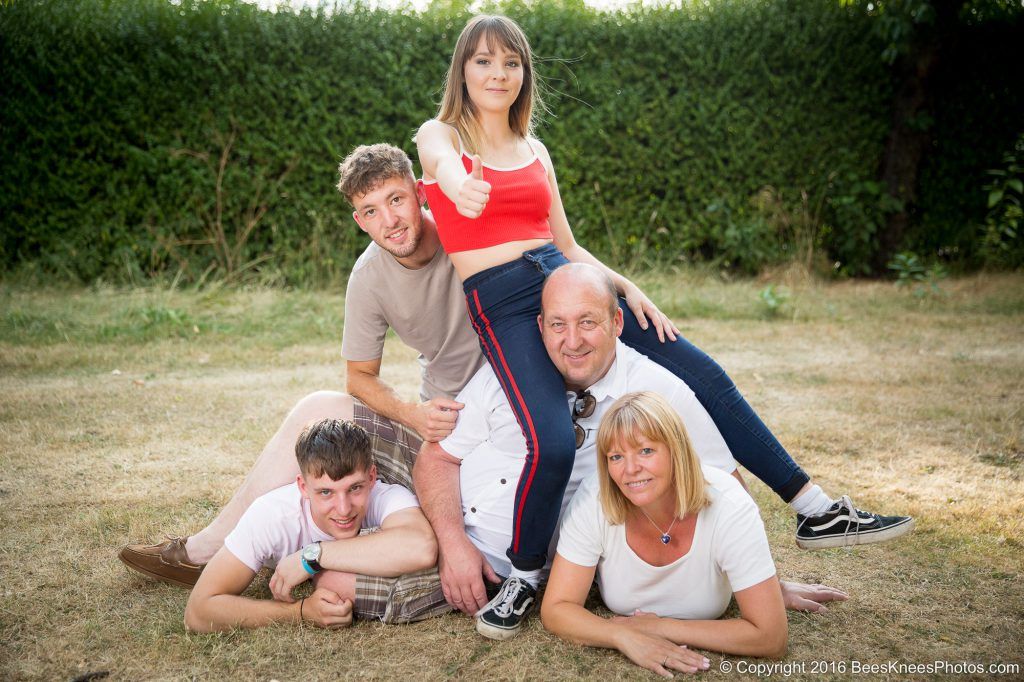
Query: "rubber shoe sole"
475 616 526 641
474 576 535 640
796 516 915 550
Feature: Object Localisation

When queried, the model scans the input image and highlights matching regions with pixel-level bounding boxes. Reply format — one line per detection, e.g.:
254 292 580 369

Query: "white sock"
509 566 541 589
790 484 835 517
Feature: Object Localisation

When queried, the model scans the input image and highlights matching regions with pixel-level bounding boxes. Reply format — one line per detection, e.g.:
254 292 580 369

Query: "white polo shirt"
439 341 737 578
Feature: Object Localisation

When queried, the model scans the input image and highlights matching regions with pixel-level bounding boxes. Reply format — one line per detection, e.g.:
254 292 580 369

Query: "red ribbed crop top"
422 152 553 254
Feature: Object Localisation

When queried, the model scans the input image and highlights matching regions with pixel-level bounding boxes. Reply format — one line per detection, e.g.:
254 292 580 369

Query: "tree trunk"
872 0 960 274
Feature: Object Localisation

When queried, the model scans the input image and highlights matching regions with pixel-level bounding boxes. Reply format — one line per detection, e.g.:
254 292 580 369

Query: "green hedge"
522 0 890 273
913 14 1024 265
0 0 1018 284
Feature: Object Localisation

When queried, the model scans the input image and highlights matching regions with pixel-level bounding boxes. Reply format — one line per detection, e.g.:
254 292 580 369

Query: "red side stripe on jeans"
464 295 519 439
465 291 532 555
469 288 540 554
464 293 524 469
465 297 505 394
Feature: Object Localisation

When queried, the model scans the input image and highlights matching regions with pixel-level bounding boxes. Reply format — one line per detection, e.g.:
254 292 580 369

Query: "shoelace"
797 495 873 534
836 495 859 544
489 578 528 618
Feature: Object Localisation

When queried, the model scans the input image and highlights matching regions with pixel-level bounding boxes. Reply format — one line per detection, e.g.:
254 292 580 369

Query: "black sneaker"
796 495 914 549
475 576 537 640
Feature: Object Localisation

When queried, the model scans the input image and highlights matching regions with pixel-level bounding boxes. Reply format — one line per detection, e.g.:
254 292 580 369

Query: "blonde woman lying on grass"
541 392 787 676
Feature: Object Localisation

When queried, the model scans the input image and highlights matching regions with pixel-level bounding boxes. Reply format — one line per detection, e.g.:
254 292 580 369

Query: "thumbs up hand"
456 155 491 219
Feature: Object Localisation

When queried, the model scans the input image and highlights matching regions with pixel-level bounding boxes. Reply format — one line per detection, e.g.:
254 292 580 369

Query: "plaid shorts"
351 398 421 491
353 543 449 623
350 401 449 623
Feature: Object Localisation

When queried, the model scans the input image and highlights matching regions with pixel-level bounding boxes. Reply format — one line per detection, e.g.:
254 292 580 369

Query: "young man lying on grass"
184 418 448 632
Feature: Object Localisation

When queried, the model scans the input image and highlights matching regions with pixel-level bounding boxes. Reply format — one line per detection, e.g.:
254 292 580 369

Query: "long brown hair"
596 392 710 525
436 15 543 154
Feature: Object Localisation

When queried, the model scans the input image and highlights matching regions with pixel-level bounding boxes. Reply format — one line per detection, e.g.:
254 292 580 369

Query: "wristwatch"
300 542 322 575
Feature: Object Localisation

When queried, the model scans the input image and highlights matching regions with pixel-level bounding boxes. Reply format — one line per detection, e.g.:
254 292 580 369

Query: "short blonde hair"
436 15 544 154
596 392 710 525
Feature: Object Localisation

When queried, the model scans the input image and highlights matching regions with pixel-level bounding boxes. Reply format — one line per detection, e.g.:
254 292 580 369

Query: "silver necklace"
639 509 678 544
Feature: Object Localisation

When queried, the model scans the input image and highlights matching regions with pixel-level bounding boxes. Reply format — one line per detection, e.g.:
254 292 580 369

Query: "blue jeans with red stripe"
463 243 809 571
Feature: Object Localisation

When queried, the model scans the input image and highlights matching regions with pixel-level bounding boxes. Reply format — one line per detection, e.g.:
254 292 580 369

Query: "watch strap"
301 542 323 574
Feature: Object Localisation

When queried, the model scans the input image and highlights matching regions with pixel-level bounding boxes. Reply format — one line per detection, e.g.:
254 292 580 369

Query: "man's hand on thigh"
439 536 500 615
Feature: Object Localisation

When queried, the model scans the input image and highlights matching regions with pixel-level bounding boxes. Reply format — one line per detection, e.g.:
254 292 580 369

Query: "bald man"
414 264 898 640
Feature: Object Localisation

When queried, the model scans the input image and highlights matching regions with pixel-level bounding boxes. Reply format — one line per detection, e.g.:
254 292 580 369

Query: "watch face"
302 543 320 562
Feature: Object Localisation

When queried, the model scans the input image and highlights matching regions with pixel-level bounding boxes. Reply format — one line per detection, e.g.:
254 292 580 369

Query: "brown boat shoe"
118 536 206 589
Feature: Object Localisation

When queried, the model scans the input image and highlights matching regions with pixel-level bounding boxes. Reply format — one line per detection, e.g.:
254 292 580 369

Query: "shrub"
1 0 1019 283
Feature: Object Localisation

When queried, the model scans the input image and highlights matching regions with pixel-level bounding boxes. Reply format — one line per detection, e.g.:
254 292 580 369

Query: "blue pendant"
661 533 671 544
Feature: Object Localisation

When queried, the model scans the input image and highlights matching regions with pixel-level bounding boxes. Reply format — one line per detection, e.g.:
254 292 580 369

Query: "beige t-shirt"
342 242 483 402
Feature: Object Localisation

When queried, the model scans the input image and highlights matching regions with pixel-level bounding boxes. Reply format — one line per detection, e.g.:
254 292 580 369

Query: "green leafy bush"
980 133 1024 268
758 284 790 319
911 9 1024 266
0 0 1019 284
887 251 947 297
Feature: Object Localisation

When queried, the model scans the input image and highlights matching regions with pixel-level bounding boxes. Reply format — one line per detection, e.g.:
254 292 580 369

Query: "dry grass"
1 273 1023 681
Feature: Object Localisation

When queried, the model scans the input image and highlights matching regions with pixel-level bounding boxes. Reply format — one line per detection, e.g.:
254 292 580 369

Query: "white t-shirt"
223 481 419 573
439 341 737 579
557 466 777 620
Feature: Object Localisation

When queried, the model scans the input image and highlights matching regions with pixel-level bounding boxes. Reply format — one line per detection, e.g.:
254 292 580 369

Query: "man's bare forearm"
412 442 468 547
185 592 299 633
347 359 464 443
346 361 419 429
319 509 437 577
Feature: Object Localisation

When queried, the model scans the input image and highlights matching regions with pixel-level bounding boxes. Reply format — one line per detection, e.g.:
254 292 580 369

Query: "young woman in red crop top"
415 14 898 641
416 15 685 640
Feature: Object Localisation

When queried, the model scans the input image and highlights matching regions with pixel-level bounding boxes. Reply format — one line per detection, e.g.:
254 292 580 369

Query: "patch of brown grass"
1 274 1023 680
